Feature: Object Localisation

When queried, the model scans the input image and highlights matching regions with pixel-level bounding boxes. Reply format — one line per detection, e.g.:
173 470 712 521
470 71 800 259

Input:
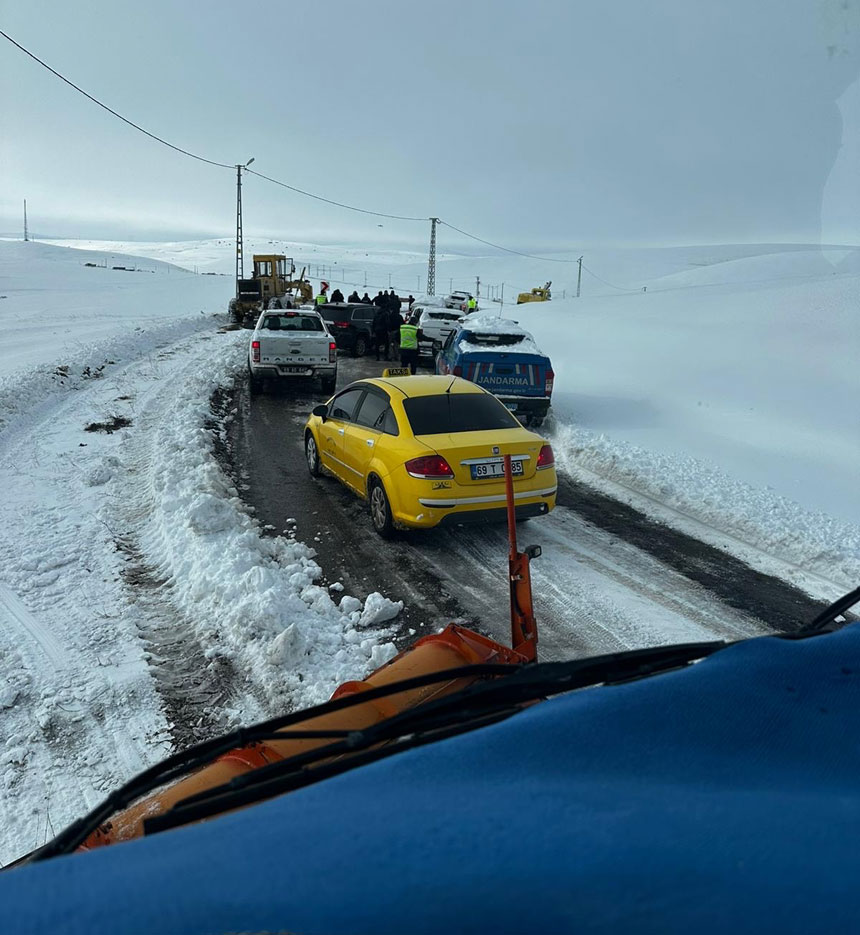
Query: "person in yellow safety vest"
399 319 422 374
315 291 327 307
466 296 477 313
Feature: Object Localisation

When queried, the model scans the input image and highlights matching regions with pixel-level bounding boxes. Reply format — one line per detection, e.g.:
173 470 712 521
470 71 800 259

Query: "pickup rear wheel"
368 478 395 538
305 432 322 477
321 374 337 395
248 368 263 396
353 335 368 358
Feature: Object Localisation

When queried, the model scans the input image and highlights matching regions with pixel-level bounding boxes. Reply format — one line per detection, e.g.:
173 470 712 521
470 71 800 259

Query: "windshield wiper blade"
145 640 729 837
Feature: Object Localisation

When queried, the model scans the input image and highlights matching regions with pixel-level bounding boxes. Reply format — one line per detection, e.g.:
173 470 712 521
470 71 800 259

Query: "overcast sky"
1 0 857 250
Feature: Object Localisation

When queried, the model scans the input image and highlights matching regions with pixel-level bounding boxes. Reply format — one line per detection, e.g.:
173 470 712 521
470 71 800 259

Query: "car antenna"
445 376 456 393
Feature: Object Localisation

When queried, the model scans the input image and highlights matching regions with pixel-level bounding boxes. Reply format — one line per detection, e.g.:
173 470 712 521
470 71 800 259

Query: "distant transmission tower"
427 217 439 296
23 199 28 242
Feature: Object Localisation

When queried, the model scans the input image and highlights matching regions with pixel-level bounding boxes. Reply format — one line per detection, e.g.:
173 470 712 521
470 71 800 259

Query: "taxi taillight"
252 340 260 363
405 455 454 478
536 444 554 469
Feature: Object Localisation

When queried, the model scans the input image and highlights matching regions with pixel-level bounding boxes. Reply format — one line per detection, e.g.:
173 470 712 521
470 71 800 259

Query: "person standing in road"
348 289 360 302
373 290 386 308
399 317 421 374
466 296 477 313
361 292 372 304
330 287 345 303
388 303 403 359
372 305 390 360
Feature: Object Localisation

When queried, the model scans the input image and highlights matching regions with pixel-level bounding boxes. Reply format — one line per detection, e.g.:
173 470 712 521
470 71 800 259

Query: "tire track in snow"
0 580 67 670
107 361 251 746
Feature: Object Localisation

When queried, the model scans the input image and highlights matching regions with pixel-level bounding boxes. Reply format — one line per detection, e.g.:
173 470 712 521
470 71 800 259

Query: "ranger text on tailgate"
435 315 554 427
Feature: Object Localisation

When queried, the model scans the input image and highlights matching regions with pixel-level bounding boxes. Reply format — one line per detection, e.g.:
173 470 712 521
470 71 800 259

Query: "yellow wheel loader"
516 281 552 305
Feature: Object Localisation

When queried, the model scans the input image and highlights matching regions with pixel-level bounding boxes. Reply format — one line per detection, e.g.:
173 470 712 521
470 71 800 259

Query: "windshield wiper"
142 641 728 837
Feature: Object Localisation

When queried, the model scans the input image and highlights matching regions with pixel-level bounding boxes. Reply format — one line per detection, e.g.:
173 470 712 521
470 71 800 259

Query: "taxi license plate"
470 460 524 480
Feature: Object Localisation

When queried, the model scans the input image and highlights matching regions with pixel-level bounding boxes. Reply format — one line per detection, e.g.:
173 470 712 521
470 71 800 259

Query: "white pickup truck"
248 310 337 396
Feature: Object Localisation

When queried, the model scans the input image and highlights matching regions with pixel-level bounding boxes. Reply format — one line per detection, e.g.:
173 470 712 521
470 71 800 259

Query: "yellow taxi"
303 372 557 536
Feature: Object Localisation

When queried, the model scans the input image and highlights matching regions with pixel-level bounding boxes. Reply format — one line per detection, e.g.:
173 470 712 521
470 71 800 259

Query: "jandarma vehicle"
303 373 556 535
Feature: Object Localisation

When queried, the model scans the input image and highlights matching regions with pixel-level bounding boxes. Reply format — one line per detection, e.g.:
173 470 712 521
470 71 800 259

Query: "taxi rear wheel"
369 478 395 538
305 432 322 477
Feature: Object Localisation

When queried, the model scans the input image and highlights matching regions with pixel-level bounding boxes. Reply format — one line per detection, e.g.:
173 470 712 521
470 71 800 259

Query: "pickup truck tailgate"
258 333 332 366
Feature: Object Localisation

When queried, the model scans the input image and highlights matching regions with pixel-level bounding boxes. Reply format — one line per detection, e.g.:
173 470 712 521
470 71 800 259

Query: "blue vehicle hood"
4 625 859 934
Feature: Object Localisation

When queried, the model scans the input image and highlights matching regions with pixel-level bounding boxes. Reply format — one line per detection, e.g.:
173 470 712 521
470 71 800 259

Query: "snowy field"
0 236 857 864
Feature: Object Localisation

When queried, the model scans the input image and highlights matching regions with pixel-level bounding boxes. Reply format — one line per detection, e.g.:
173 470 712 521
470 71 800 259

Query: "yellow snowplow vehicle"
229 255 313 325
517 281 552 304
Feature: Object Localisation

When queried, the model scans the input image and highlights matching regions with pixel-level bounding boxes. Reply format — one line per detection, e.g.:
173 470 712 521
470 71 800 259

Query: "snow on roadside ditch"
550 422 860 599
0 319 399 863
128 328 401 711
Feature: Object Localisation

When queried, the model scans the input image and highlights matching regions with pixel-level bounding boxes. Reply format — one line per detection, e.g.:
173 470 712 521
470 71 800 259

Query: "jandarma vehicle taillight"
545 369 554 394
252 340 261 363
405 455 455 478
329 342 337 363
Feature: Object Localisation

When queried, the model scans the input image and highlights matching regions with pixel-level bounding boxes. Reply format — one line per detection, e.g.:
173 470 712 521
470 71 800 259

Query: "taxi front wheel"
369 478 395 538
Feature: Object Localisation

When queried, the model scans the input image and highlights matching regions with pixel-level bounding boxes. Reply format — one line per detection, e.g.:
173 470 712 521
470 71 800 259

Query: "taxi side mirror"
312 404 328 421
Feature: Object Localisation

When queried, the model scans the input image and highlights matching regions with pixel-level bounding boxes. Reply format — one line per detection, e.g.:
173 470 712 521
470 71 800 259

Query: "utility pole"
476 276 480 298
427 217 439 296
23 199 29 242
235 158 255 296
576 256 583 298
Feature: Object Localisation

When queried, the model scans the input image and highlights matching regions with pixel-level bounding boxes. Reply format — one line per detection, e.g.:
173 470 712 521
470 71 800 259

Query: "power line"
581 263 642 292
439 221 579 263
0 29 235 170
2 29 591 260
244 168 426 221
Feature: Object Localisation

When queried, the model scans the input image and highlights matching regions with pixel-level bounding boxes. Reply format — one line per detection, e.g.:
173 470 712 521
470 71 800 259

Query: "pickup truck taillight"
329 342 337 363
405 455 455 478
536 444 555 469
251 340 260 363
545 369 554 395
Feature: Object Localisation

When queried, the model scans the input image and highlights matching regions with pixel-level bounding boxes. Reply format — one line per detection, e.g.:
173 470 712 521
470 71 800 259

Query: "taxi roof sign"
382 368 412 377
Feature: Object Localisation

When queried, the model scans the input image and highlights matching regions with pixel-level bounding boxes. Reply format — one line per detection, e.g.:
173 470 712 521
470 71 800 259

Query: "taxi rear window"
403 393 519 435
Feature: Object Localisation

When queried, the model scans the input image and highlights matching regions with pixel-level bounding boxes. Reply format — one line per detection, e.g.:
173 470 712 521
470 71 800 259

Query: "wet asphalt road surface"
220 351 830 660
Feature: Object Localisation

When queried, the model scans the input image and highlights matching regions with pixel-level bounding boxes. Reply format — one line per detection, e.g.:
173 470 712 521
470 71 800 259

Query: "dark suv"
317 303 376 356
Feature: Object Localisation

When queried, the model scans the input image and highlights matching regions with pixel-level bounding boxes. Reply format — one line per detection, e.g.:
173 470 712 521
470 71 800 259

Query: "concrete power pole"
235 166 244 296
23 199 29 242
475 276 480 299
576 256 583 298
235 158 255 296
427 217 439 296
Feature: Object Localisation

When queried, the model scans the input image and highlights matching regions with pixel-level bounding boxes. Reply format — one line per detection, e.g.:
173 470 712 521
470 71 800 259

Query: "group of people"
312 285 421 372
371 293 422 372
